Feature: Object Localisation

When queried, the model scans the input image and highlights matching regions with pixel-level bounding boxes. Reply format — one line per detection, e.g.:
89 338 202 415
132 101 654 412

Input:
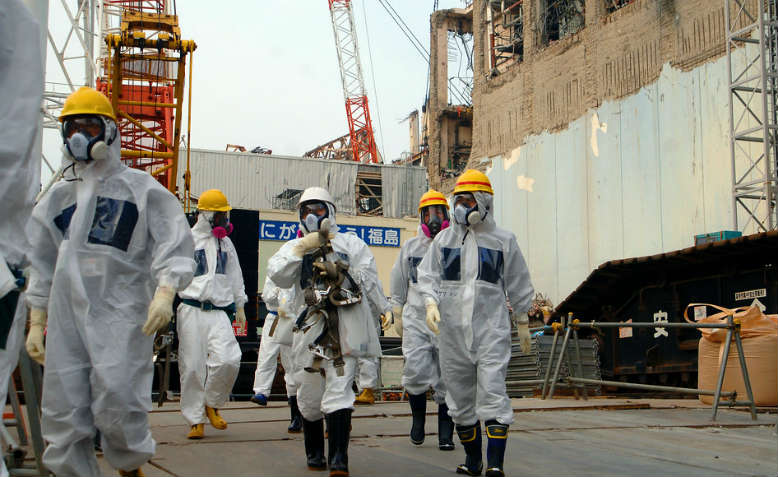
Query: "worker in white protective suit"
267 187 391 476
388 190 455 451
177 189 247 439
250 276 303 434
0 3 43 477
353 357 378 404
25 86 196 477
417 169 534 477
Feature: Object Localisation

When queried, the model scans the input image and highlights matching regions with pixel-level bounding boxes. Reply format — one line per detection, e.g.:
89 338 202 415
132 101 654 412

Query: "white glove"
425 299 440 335
143 286 176 336
291 231 324 257
392 305 403 337
380 310 393 332
26 307 47 365
516 312 531 353
235 306 247 331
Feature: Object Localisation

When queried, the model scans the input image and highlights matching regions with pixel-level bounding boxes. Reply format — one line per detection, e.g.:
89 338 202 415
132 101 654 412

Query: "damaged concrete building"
426 0 761 304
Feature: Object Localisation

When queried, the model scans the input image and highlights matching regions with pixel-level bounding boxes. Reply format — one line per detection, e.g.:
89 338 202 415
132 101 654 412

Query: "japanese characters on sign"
259 220 401 247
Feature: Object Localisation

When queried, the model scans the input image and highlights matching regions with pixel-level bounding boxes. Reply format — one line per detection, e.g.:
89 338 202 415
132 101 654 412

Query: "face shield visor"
420 204 450 238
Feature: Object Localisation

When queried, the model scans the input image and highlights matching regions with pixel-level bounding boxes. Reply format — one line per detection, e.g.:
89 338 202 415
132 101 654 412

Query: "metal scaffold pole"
726 0 778 232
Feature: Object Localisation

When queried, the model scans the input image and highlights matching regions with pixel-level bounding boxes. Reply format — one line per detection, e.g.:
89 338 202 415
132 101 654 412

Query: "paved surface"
83 398 776 476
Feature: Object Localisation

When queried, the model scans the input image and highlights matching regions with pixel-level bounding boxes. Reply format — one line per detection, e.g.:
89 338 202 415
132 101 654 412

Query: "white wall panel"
527 133 558 301
698 60 734 233
180 150 425 218
620 83 663 258
555 119 589 300
586 101 624 269
485 55 740 306
657 65 706 253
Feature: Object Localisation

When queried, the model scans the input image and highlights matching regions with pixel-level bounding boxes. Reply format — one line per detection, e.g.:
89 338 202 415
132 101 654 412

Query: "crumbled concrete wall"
453 0 752 184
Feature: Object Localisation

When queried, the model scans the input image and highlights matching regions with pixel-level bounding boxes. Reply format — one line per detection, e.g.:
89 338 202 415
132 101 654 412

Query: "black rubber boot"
326 409 351 477
485 420 508 477
302 418 327 471
438 403 455 451
288 396 303 433
408 392 427 445
455 422 483 476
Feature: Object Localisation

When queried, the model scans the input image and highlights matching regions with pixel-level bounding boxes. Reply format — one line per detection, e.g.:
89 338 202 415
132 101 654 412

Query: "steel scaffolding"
726 0 778 232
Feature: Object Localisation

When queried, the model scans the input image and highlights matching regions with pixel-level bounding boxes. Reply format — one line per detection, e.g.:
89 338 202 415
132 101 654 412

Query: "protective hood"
474 191 495 226
416 225 434 243
192 212 214 238
451 191 495 229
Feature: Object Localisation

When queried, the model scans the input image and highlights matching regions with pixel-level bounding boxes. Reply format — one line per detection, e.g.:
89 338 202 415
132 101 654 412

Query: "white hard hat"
298 186 336 211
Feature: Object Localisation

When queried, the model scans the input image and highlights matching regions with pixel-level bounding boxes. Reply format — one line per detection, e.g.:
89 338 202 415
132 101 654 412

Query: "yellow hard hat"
197 189 231 212
59 86 117 122
418 189 449 212
453 169 494 195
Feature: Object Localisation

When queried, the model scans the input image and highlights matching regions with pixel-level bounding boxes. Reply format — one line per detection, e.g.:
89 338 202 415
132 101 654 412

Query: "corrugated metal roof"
381 163 428 217
556 230 778 315
180 149 426 217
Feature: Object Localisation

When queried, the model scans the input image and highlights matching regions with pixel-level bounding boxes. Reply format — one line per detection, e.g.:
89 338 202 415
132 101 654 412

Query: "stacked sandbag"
688 304 777 406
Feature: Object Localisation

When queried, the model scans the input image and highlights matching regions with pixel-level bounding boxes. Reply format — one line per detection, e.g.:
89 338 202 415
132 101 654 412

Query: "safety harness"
295 232 362 376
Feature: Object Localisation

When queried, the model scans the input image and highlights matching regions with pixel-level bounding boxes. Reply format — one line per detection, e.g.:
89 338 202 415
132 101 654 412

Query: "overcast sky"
41 1 470 184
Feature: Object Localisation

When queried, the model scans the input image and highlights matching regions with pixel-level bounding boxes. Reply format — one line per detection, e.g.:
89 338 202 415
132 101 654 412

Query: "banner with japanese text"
259 220 400 247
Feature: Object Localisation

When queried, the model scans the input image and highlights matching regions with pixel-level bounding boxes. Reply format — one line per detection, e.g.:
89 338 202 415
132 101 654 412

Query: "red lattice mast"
327 0 379 163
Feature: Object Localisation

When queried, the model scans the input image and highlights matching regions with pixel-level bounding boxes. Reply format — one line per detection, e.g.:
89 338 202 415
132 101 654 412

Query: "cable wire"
376 0 471 106
376 0 429 63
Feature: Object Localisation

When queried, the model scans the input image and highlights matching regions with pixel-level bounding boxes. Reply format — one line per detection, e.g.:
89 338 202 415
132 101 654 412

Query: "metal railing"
1 351 47 476
509 314 758 421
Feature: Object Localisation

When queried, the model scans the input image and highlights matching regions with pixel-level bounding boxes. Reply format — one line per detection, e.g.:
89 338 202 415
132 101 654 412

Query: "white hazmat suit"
177 213 247 427
390 228 447 402
267 209 389 420
26 125 195 476
417 191 533 427
0 3 43 477
355 356 378 393
252 276 300 399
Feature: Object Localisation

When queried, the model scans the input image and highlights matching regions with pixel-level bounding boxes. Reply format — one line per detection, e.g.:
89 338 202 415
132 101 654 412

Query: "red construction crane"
327 0 380 164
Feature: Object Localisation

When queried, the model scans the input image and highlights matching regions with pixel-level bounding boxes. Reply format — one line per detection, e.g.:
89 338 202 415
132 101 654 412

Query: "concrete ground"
89 398 778 477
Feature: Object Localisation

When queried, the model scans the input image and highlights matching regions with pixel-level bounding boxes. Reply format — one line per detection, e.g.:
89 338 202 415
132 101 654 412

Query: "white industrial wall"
485 52 750 306
180 149 426 218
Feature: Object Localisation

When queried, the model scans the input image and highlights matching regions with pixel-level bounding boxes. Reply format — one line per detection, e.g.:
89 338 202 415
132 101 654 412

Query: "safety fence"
508 314 758 421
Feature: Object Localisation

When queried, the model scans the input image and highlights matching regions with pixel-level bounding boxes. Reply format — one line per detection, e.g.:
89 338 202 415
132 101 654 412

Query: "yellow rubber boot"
118 468 145 477
206 406 228 430
187 423 204 439
354 388 375 405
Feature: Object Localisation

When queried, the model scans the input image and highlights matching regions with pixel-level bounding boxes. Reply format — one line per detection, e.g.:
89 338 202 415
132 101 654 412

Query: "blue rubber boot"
250 393 268 406
288 396 303 433
326 409 351 476
485 420 508 477
455 422 483 476
438 403 455 451
408 393 427 445
302 417 327 471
